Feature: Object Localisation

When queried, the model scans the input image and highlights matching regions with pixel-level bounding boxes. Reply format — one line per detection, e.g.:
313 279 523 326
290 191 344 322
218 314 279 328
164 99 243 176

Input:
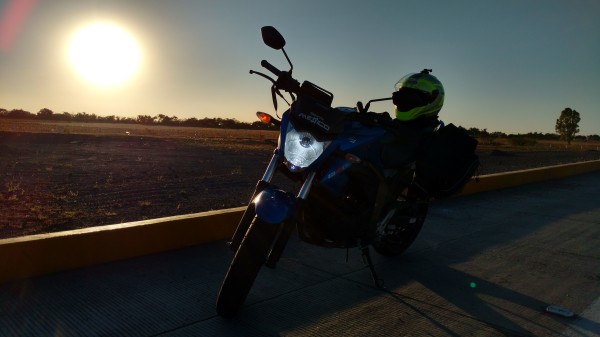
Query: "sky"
1 0 599 135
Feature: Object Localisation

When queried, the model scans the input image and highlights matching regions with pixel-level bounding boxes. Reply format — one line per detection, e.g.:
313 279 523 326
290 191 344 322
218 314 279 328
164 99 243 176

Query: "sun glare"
68 22 141 86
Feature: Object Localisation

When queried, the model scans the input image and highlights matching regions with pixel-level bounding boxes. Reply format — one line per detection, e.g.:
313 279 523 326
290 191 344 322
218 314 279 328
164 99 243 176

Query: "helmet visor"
393 87 435 112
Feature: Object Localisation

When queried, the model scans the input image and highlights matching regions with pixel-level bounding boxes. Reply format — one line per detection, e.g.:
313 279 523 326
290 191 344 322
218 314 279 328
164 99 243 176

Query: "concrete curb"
0 208 245 284
2 160 600 284
459 159 600 196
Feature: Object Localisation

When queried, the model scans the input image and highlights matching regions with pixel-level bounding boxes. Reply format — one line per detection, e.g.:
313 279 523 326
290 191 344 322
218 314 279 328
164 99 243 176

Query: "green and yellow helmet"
393 69 444 121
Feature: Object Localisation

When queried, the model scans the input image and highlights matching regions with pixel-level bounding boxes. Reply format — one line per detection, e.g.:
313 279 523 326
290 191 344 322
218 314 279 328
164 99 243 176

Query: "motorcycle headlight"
284 123 330 171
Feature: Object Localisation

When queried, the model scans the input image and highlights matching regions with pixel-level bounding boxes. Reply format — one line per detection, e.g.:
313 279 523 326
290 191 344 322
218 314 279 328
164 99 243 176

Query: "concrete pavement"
1 171 599 336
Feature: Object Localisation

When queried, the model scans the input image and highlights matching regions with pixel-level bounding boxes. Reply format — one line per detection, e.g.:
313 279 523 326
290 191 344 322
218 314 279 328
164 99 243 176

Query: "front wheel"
372 201 428 257
216 216 279 318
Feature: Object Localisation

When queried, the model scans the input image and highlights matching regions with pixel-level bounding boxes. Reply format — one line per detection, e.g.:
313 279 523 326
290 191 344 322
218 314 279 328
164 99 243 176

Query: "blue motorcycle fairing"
334 121 389 169
315 118 393 195
319 156 351 195
253 186 297 225
338 120 387 152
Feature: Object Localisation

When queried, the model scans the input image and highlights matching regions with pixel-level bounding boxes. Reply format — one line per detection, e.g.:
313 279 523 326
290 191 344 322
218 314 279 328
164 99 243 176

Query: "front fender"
253 187 297 225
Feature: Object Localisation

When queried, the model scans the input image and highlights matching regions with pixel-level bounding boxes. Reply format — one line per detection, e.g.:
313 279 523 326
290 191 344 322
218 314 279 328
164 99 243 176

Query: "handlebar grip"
261 60 282 77
356 101 365 113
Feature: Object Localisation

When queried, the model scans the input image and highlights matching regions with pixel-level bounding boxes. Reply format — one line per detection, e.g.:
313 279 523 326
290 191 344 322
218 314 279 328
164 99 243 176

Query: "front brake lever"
271 85 278 111
271 85 291 111
250 70 276 84
278 91 291 106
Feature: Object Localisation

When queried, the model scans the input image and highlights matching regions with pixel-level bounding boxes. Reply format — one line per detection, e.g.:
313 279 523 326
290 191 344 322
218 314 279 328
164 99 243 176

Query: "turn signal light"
256 111 271 124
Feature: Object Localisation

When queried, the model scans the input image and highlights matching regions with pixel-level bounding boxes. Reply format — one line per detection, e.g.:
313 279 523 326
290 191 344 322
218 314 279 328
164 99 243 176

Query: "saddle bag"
413 123 479 199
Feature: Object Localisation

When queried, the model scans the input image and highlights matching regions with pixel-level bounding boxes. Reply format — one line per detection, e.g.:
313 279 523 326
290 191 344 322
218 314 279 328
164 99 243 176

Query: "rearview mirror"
261 26 286 50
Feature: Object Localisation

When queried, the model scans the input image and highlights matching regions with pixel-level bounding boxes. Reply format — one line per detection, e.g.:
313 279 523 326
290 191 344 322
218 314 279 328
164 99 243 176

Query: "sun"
68 22 141 86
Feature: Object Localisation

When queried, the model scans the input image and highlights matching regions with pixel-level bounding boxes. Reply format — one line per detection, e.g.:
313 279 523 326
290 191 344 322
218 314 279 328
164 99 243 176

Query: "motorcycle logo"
297 111 331 132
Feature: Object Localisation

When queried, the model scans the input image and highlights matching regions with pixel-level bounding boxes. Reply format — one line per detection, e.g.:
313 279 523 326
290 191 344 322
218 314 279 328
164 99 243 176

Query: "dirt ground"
1 131 599 239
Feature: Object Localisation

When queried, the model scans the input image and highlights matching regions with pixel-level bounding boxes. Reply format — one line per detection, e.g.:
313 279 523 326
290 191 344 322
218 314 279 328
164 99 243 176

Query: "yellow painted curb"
1 160 600 284
459 159 600 196
0 207 245 284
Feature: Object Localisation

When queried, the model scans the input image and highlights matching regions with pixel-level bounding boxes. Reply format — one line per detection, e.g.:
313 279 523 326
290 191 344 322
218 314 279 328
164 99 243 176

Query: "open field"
0 119 279 144
1 119 599 239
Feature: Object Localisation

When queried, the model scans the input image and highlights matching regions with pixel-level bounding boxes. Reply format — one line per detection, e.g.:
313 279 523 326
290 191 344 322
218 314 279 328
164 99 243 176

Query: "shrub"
508 137 538 146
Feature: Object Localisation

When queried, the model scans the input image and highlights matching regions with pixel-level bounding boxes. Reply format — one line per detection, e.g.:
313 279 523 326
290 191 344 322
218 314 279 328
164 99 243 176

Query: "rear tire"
216 216 279 318
372 202 428 257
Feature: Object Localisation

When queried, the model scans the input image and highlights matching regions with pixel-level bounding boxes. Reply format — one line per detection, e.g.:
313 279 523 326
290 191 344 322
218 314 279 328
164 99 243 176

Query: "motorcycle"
216 26 478 318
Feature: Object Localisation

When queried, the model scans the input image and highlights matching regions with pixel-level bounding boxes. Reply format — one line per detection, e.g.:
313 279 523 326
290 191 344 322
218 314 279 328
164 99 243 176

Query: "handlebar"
255 59 300 95
256 59 388 113
261 60 282 77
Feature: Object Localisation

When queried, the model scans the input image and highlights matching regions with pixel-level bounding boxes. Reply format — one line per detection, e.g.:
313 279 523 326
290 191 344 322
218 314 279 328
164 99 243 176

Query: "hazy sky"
1 0 599 135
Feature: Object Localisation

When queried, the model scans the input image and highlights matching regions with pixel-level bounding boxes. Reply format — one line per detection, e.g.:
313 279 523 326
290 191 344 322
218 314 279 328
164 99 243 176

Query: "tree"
156 114 178 125
555 107 580 145
137 115 156 124
7 109 33 119
37 108 54 119
100 115 116 123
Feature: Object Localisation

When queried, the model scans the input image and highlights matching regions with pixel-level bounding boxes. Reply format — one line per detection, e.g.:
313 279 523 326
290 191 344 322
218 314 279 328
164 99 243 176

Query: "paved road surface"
1 171 599 336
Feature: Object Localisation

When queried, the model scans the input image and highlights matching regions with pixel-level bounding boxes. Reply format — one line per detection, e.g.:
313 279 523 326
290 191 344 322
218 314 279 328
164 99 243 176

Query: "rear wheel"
372 201 428 257
216 216 279 318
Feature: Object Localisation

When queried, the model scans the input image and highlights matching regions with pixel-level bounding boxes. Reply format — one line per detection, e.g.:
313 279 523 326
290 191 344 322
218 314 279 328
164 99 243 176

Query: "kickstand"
360 245 385 289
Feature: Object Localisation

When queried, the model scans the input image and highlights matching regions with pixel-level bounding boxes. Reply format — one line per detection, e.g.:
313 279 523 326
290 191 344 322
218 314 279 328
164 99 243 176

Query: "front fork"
228 150 316 270
265 173 314 268
228 151 280 252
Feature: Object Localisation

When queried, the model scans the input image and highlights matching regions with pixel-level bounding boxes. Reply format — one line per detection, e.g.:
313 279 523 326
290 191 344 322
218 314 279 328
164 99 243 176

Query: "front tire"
216 216 279 318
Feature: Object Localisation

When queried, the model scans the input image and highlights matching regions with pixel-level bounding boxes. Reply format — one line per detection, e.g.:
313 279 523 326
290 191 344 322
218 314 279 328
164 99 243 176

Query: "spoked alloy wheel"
372 201 428 257
216 216 279 318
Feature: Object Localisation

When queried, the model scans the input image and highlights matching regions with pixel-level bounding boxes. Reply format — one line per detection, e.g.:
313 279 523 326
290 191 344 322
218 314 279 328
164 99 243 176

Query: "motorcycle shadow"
214 177 600 336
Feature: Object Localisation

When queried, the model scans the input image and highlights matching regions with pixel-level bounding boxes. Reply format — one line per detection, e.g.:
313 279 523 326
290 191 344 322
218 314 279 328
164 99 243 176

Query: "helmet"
393 69 444 121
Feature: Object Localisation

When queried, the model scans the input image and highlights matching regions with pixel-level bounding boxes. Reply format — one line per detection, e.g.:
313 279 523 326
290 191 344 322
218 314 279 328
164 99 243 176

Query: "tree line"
456 107 597 143
0 108 278 130
457 127 598 141
1 107 597 142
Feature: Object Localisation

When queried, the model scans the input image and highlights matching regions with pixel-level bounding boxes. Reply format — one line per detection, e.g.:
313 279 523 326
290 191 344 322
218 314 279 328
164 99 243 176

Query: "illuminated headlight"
284 123 330 171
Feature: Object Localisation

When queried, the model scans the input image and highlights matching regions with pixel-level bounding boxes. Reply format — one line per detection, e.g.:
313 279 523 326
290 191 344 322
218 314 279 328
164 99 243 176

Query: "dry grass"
0 119 278 142
477 137 600 152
